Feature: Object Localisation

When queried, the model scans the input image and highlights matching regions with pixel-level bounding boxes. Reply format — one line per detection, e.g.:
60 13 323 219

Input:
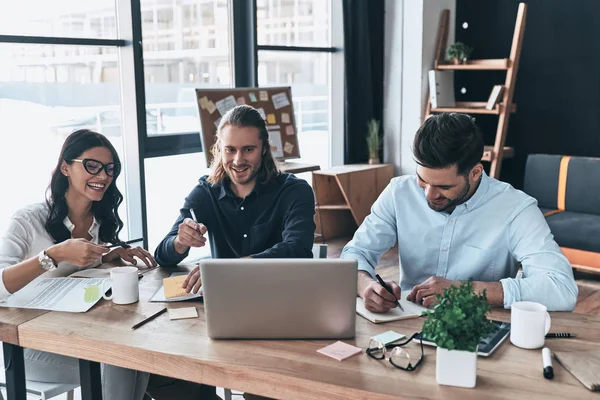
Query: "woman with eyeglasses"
0 129 155 400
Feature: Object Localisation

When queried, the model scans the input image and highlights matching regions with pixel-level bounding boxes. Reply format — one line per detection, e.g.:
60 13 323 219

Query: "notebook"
554 349 600 392
150 272 203 303
356 292 428 324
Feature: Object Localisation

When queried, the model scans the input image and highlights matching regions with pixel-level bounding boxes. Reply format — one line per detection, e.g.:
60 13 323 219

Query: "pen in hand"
375 274 404 312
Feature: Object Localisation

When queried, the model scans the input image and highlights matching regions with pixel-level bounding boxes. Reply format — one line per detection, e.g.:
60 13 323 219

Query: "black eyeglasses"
71 159 121 177
366 332 424 371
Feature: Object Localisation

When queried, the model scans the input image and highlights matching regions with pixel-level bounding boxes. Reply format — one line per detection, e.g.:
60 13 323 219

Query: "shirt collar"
218 179 261 201
463 171 490 212
62 215 100 236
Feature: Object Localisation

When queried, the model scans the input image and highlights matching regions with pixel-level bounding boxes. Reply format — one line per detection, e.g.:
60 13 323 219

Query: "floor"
13 237 600 399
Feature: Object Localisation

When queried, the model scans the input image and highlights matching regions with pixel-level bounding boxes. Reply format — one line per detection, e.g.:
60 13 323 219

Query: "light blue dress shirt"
341 172 578 311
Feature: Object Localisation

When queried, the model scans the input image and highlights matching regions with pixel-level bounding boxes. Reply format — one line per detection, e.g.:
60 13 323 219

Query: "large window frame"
0 0 343 249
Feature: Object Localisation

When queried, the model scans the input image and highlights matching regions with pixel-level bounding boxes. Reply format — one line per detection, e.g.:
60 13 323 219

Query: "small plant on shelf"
446 42 473 64
366 119 381 164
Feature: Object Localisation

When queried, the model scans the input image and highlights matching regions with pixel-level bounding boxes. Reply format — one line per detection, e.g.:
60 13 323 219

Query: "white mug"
510 301 551 349
102 266 139 305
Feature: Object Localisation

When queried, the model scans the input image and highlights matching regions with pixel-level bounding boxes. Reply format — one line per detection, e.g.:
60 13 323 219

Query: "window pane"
257 0 330 47
0 43 135 240
142 0 232 136
0 1 117 38
145 153 212 259
258 50 330 167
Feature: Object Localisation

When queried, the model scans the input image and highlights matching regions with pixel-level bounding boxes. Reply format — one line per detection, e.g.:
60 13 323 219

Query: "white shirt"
0 202 102 300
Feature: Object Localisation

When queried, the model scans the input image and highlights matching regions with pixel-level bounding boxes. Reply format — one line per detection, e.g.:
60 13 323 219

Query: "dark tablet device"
415 320 511 357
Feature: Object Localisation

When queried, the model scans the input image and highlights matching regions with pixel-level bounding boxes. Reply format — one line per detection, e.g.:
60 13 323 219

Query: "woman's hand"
102 246 157 269
46 238 109 268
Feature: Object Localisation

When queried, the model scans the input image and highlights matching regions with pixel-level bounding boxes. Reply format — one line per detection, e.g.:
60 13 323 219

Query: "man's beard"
226 163 260 185
427 180 471 212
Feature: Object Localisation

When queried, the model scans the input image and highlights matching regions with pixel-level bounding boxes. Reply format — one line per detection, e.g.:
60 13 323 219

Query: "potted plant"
445 42 473 64
421 280 496 388
366 119 381 164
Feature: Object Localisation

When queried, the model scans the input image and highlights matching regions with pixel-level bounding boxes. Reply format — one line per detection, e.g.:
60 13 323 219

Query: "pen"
375 274 404 312
542 347 554 379
545 333 576 338
189 208 198 224
107 241 132 249
131 307 167 330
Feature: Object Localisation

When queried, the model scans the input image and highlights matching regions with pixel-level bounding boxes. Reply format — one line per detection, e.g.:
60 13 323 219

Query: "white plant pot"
436 346 477 388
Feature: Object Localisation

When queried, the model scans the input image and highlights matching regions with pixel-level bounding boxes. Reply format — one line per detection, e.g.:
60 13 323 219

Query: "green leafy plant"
366 119 381 160
421 280 496 352
445 42 473 62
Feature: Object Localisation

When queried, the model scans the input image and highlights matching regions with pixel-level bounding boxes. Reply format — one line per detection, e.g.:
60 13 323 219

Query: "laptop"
200 258 358 339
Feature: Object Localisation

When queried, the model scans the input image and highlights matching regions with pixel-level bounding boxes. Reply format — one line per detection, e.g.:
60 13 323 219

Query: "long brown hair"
46 129 124 244
207 105 280 185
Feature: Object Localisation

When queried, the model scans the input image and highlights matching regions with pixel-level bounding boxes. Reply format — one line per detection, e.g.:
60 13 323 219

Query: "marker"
375 274 404 312
546 333 576 339
542 347 554 379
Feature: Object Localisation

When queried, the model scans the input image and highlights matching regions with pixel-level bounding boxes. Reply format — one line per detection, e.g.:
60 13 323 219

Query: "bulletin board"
195 86 300 167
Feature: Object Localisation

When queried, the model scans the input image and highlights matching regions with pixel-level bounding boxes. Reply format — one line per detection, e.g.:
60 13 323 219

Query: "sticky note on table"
281 113 290 123
371 330 406 345
267 114 276 124
168 307 198 320
163 275 188 299
317 341 362 361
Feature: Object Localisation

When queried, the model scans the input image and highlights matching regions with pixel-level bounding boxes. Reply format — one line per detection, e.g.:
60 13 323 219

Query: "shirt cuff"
0 268 13 300
340 252 376 279
500 278 520 309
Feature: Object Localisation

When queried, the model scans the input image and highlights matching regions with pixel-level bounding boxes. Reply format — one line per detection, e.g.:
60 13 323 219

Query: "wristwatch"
38 250 57 271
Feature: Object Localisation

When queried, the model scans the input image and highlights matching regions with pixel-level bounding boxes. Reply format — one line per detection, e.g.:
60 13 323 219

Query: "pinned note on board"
267 114 276 124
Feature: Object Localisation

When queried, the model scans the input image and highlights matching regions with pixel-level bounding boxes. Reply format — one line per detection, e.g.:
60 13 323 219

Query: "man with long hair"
342 113 577 314
149 105 315 399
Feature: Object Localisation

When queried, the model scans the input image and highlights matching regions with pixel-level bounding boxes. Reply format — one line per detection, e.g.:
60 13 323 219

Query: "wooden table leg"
2 343 26 400
79 359 103 400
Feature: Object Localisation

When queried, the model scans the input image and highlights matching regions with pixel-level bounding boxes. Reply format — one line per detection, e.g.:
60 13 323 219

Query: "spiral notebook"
554 349 600 392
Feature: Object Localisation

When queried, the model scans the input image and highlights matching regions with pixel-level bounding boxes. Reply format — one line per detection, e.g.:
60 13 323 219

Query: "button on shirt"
154 173 316 265
341 173 578 311
0 202 102 300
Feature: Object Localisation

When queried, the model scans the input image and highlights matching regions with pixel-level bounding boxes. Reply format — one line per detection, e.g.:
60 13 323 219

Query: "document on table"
150 272 203 303
0 277 108 312
356 292 428 323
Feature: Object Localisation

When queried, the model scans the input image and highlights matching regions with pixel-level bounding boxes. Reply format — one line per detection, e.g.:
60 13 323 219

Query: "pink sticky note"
285 125 295 136
317 341 362 361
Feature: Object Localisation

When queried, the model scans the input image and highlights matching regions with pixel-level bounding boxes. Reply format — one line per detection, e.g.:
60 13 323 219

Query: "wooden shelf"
435 58 510 70
482 146 514 162
431 101 517 115
316 204 351 210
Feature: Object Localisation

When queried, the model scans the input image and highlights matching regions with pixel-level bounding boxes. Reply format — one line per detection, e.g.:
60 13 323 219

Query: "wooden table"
9 266 600 400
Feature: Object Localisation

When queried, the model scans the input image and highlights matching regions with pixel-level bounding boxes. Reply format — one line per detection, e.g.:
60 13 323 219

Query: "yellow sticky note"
267 114 276 124
168 307 198 320
199 96 209 109
163 275 188 299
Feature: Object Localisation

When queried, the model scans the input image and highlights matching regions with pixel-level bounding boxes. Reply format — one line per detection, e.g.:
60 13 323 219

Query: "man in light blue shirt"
342 113 578 312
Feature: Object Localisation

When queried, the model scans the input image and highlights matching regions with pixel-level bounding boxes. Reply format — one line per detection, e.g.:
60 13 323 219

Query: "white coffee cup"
510 301 551 349
102 266 139 305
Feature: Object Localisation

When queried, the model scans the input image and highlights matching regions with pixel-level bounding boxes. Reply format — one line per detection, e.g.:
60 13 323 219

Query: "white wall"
384 0 456 175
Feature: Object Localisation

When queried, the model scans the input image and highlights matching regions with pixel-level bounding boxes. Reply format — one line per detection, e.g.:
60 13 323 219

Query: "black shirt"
154 173 316 265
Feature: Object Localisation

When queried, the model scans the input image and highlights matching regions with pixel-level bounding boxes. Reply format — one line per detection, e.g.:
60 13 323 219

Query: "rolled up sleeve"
502 204 578 311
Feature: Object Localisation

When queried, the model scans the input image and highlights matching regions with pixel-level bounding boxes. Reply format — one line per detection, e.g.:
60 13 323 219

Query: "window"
141 0 232 136
0 1 117 38
257 0 341 169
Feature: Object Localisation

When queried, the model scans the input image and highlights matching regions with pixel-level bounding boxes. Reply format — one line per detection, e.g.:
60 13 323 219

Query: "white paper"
356 293 427 324
271 92 290 109
268 130 284 158
256 108 267 120
150 272 203 303
215 95 237 116
0 277 108 312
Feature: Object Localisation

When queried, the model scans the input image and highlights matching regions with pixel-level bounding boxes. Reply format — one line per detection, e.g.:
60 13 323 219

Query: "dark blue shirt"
154 173 316 265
